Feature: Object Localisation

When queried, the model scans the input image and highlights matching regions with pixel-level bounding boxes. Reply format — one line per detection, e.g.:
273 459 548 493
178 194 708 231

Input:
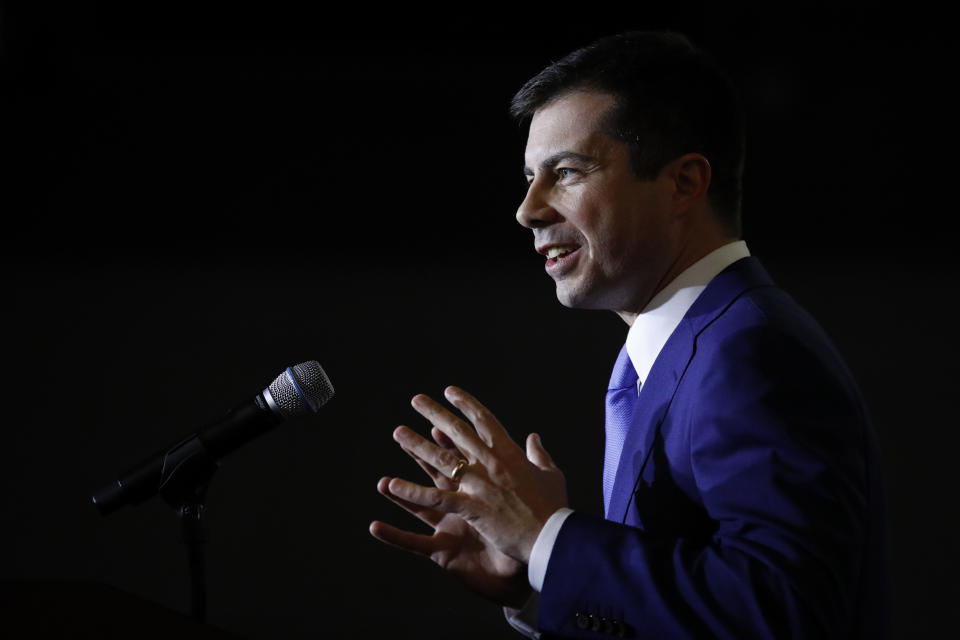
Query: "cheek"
585 217 631 274
566 191 608 241
597 210 664 275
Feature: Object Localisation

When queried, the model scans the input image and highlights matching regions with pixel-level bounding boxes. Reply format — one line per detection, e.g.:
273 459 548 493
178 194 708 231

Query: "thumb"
526 433 555 469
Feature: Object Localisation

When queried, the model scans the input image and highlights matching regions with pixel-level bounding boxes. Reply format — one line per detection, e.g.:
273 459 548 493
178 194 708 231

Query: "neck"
616 233 739 326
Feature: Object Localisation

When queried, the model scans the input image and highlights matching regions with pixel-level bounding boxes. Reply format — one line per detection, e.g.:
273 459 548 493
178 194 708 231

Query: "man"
370 31 888 638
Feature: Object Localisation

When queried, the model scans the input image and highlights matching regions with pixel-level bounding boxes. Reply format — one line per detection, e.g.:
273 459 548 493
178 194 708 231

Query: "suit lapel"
606 257 775 522
607 320 695 521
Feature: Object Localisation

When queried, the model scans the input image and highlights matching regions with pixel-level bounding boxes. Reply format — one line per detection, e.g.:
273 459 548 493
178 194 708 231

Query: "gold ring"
450 459 468 482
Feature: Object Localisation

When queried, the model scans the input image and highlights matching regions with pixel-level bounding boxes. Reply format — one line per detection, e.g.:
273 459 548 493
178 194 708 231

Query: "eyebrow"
522 151 595 176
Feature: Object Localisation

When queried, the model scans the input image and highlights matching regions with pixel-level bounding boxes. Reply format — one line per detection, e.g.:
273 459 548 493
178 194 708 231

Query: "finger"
411 394 491 463
394 425 466 480
423 429 464 490
525 432 556 470
369 520 440 557
409 450 445 487
405 447 456 491
377 476 444 527
431 426 459 452
443 386 510 449
388 476 463 514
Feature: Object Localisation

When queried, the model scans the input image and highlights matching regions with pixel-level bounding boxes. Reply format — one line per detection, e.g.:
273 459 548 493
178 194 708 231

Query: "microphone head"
265 360 334 418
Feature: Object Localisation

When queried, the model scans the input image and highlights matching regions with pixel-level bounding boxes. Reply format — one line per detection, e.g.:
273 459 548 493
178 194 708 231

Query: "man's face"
517 91 680 316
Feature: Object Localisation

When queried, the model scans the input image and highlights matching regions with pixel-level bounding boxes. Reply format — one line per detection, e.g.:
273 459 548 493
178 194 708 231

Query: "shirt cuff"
528 507 574 592
503 592 541 639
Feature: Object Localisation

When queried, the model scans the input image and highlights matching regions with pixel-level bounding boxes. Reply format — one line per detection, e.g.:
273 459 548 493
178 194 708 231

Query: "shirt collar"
625 240 751 389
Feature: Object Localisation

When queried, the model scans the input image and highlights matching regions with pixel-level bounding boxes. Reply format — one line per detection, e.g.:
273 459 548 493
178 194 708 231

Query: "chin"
555 278 636 313
555 283 603 310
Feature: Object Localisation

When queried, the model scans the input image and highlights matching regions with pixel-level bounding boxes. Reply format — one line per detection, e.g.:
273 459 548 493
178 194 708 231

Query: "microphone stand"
157 434 220 624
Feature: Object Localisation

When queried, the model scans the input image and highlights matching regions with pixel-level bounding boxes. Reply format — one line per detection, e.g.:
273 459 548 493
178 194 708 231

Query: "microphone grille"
267 360 334 418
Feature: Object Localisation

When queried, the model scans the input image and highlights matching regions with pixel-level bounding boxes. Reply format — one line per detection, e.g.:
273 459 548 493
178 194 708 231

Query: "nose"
515 176 561 229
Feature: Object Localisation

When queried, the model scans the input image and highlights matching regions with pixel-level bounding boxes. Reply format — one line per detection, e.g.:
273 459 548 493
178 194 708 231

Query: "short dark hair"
511 31 745 236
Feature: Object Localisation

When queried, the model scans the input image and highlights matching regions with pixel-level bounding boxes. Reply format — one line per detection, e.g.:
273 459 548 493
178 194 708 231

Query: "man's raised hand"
373 386 567 566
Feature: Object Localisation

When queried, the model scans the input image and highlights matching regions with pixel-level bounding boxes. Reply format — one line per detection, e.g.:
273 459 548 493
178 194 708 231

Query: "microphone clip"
158 434 219 509
157 434 219 623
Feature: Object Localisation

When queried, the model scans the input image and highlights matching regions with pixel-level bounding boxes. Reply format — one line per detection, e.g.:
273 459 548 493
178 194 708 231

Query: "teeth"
546 246 576 259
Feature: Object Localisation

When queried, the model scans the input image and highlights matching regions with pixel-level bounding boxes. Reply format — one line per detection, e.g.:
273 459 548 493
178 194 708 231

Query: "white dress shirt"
506 241 751 637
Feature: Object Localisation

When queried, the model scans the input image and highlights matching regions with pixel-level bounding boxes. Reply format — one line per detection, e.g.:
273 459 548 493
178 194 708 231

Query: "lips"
537 243 582 275
537 243 580 258
545 246 577 259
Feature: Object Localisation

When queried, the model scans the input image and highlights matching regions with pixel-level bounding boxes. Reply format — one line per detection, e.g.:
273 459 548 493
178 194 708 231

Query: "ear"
668 153 711 215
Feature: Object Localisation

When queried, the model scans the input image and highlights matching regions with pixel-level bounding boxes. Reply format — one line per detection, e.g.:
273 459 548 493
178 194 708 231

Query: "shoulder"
696 284 854 382
683 282 870 436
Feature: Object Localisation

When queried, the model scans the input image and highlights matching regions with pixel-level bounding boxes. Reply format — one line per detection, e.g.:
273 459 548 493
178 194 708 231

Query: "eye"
557 167 579 180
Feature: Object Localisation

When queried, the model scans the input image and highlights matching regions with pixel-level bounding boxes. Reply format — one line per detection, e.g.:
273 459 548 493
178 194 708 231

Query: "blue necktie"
603 343 639 518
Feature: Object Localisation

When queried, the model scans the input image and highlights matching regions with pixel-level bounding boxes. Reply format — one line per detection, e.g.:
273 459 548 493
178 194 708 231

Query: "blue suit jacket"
537 257 889 639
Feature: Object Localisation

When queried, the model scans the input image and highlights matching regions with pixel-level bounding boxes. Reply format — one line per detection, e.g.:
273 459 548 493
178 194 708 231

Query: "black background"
3 3 957 638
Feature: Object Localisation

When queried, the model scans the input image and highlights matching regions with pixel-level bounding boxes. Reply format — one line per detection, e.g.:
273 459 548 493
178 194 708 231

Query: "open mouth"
545 245 580 264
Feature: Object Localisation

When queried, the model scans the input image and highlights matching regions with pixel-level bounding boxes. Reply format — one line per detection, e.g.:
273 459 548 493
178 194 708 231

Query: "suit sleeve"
536 306 872 639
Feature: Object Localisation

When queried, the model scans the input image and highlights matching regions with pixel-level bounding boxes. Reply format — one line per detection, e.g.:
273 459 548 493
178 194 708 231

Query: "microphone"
91 360 334 515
